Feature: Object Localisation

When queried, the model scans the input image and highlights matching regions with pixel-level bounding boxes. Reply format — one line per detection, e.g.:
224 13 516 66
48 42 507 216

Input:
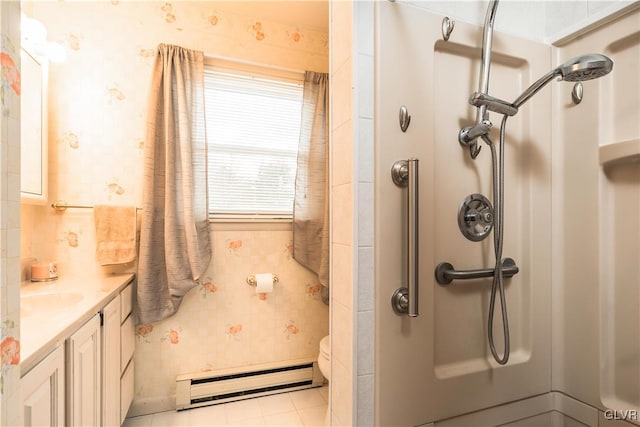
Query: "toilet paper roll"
255 273 274 294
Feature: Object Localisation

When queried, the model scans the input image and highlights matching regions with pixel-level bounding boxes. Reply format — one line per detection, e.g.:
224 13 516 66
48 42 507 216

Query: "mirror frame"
20 47 48 204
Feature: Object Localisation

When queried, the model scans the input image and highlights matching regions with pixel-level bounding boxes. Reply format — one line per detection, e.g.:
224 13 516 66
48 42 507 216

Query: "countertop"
20 273 135 376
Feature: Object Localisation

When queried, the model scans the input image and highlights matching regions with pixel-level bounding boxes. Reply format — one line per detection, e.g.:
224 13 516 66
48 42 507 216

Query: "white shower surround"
335 0 639 426
401 0 636 44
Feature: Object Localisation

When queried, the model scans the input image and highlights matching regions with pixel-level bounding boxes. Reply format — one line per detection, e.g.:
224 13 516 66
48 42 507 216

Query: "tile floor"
122 386 328 427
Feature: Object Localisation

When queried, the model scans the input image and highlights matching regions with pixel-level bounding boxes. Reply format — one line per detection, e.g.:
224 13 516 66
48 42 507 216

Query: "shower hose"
481 114 510 365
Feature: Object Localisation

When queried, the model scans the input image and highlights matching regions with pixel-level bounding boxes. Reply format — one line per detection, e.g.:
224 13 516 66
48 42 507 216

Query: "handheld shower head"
512 53 613 108
557 54 614 82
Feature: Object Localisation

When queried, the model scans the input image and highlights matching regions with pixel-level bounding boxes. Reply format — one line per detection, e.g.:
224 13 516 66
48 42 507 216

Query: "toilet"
317 335 331 382
317 335 330 425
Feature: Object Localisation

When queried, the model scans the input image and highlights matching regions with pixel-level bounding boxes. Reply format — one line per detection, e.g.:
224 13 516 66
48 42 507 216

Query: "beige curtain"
293 72 329 300
137 44 211 324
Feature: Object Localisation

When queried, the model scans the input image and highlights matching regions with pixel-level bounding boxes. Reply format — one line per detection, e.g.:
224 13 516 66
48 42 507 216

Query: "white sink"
21 291 84 317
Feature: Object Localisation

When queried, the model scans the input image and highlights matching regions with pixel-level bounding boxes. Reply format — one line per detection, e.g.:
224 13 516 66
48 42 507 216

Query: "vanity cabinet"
20 345 65 426
20 275 134 427
67 314 102 427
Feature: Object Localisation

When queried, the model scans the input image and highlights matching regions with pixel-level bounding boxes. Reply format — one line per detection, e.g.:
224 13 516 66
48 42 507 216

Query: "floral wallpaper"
0 322 20 394
0 51 20 106
132 230 328 404
0 34 21 397
22 0 329 414
1 1 22 425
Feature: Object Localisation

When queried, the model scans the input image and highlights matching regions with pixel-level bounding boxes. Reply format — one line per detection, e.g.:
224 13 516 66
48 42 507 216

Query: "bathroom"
2 0 640 426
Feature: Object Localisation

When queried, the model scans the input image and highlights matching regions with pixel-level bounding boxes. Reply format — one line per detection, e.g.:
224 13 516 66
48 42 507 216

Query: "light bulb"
22 14 47 46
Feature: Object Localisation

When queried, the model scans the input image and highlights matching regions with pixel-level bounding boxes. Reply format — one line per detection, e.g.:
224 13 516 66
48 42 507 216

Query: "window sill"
208 218 292 232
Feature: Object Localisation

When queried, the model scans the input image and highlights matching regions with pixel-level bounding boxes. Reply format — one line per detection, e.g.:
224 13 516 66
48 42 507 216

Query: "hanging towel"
94 205 137 265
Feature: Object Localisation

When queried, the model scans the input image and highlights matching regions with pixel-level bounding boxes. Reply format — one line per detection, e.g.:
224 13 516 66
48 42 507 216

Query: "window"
204 60 304 220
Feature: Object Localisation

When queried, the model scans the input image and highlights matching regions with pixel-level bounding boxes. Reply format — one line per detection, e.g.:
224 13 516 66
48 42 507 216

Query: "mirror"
20 47 48 203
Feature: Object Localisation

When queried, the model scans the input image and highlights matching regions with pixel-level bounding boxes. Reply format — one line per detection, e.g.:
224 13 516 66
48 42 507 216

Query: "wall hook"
571 82 583 104
442 17 455 41
399 105 411 132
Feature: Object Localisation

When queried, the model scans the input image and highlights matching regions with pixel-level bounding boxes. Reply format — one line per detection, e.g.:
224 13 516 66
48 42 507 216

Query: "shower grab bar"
435 257 519 285
391 158 419 317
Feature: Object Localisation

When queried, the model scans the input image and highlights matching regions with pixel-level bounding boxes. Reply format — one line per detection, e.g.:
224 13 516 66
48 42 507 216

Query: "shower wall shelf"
599 138 640 166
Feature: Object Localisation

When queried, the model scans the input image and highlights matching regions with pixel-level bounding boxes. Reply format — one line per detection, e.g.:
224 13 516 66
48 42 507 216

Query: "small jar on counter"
31 262 58 282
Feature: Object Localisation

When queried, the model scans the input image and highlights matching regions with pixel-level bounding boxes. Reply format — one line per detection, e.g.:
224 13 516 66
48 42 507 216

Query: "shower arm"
512 69 558 108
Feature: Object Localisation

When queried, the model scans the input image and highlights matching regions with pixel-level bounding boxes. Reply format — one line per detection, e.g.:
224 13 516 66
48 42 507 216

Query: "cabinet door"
67 314 101 427
102 296 121 427
21 346 65 426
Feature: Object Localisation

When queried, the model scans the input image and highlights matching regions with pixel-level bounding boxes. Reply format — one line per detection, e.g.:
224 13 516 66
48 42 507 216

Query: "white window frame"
204 57 305 223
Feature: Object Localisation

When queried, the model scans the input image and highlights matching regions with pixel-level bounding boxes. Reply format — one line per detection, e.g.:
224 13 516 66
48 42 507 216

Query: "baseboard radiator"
176 358 324 410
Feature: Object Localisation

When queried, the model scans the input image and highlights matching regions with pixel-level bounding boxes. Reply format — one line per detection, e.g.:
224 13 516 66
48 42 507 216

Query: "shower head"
557 54 614 82
512 53 613 108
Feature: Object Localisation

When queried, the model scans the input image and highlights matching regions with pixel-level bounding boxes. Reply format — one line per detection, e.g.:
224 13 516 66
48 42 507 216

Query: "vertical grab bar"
391 158 419 317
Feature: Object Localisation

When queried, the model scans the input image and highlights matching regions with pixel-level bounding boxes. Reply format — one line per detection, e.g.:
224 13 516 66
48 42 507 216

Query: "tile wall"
329 1 354 425
353 2 375 426
0 1 21 425
328 0 375 425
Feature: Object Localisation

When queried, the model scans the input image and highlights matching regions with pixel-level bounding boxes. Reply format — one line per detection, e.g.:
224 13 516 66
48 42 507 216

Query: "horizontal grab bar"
435 258 519 285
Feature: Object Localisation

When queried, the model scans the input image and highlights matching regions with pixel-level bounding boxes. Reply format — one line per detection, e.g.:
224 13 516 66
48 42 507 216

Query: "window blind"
204 67 303 219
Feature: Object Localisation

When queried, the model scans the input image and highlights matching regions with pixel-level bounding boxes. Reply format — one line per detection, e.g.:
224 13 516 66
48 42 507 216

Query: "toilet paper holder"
246 274 279 287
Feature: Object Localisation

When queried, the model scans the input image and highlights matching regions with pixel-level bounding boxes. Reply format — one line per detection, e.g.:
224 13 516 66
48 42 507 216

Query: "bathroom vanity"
19 274 135 426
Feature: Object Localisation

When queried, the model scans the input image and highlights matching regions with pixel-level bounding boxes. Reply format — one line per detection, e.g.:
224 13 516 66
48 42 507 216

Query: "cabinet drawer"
120 315 135 373
120 284 133 322
120 360 134 425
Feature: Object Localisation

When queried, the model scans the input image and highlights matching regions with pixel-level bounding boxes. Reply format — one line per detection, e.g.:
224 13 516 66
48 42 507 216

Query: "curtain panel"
137 44 211 325
293 71 330 298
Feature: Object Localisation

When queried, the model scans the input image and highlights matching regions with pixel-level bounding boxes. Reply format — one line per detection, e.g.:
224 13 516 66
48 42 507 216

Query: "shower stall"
374 1 639 426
